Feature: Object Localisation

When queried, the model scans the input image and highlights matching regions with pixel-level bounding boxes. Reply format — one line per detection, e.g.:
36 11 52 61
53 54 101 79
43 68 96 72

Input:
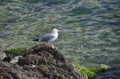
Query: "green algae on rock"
4 48 24 57
73 64 110 79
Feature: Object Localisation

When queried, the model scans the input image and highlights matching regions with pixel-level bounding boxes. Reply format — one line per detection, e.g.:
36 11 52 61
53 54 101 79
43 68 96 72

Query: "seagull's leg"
51 44 56 49
48 41 56 49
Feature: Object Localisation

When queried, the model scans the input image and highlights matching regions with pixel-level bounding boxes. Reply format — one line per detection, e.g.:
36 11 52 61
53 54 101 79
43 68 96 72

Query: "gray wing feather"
40 34 54 42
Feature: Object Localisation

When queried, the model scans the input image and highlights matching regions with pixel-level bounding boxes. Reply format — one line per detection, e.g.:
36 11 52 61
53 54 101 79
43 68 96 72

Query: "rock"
2 54 13 62
0 53 6 61
0 44 88 79
95 68 120 79
10 56 22 64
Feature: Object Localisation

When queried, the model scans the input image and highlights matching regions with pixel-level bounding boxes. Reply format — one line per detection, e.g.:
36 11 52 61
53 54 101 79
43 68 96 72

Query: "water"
0 0 120 67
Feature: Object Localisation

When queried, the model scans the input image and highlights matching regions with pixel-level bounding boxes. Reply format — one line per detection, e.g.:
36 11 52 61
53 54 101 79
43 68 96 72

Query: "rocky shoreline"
0 44 87 79
0 44 120 79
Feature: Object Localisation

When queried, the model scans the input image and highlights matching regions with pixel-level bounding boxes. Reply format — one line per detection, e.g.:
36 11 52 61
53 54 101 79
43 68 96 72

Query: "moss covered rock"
4 48 24 56
73 64 110 79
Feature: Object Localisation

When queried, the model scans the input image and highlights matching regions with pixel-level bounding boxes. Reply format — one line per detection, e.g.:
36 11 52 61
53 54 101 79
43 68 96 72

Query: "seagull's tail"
33 39 39 41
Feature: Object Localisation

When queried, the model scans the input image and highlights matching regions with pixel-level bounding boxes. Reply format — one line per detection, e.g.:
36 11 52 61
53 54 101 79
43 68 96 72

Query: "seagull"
33 29 60 42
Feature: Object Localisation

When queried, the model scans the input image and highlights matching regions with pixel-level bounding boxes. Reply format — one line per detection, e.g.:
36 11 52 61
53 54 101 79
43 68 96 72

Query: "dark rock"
2 55 11 62
95 68 120 79
2 53 16 62
0 44 87 79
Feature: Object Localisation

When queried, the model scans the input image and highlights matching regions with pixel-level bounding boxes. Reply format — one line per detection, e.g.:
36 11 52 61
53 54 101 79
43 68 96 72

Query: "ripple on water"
0 0 120 67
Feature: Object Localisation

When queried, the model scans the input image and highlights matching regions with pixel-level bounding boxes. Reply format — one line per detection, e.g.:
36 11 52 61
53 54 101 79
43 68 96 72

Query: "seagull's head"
52 29 60 33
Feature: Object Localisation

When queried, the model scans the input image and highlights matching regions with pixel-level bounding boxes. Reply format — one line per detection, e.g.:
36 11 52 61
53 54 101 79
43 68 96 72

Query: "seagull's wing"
40 33 54 42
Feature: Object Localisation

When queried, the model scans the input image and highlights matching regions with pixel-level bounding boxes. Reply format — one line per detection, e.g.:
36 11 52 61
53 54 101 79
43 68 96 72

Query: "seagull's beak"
57 30 61 32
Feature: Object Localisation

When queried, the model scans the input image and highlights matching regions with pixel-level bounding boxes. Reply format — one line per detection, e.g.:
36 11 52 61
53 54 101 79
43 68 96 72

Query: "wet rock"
0 44 87 79
95 68 120 79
